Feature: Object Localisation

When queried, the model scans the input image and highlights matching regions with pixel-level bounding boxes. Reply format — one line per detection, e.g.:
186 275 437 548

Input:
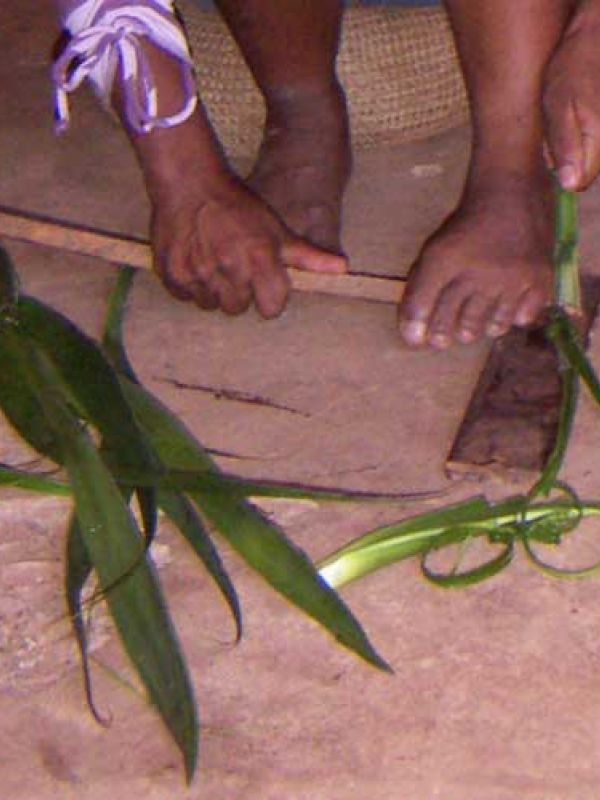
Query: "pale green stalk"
554 185 581 311
318 497 600 589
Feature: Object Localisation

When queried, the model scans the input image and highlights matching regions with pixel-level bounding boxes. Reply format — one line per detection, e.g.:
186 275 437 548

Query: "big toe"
397 272 443 347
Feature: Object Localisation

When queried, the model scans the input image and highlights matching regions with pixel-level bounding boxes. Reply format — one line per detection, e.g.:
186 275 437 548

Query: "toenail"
514 308 534 327
400 320 427 345
486 322 506 338
429 332 451 350
457 328 476 344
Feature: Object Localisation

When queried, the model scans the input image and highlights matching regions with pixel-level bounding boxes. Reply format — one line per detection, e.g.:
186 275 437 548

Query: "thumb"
545 96 585 191
575 106 600 191
281 235 348 275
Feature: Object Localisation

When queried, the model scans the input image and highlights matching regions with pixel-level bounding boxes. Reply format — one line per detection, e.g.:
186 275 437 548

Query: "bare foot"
247 82 351 255
398 166 555 349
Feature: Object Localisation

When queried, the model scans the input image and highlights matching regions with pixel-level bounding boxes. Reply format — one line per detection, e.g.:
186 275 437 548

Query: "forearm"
52 0 230 199
117 40 231 205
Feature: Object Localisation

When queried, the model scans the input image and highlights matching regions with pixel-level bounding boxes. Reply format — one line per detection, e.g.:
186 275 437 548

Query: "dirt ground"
5 2 600 798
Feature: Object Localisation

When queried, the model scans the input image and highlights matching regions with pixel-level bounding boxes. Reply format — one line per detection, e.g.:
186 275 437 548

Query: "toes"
398 266 445 347
484 297 520 339
426 282 474 350
514 287 549 327
457 293 499 344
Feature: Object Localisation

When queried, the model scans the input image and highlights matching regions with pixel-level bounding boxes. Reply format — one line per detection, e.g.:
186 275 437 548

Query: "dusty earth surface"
5 2 600 799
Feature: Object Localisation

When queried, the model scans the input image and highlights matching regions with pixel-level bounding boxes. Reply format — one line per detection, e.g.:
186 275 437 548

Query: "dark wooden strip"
446 277 600 478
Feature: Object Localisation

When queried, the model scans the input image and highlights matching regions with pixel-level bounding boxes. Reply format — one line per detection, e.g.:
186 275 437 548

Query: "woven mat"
178 3 469 159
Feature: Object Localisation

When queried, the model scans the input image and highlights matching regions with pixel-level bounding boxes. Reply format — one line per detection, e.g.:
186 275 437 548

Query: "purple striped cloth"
53 0 197 134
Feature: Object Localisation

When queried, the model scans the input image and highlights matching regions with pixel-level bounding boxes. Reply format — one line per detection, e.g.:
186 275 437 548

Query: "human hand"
543 4 600 191
150 175 347 318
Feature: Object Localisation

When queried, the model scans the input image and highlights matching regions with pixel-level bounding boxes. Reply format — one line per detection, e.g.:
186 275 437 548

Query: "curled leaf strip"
420 538 514 588
522 533 600 581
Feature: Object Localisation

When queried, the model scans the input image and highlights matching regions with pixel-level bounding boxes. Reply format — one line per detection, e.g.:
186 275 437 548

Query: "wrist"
131 110 230 205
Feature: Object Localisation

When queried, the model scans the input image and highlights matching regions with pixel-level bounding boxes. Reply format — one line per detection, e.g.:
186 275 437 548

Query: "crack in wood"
158 377 311 418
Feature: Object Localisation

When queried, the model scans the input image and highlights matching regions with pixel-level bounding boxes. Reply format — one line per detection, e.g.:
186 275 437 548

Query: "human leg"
214 0 350 252
398 0 574 349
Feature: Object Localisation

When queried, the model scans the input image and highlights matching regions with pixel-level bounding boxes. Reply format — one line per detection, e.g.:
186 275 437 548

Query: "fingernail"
558 164 578 190
400 320 427 345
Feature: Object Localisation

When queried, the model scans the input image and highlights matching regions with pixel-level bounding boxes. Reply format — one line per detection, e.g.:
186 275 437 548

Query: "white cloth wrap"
53 0 197 134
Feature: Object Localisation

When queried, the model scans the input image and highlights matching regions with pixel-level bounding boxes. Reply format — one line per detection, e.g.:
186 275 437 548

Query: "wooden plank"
0 207 405 305
447 276 600 478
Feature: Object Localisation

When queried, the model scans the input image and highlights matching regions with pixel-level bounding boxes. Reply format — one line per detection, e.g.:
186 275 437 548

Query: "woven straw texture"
177 3 469 159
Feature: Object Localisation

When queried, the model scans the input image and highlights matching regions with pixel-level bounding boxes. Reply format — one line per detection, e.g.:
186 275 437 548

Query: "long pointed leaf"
16 295 159 473
0 463 69 495
135 487 159 543
121 378 389 672
0 324 64 463
194 487 390 671
113 465 431 503
101 266 138 380
158 491 242 643
65 515 106 723
13 339 198 781
101 271 243 643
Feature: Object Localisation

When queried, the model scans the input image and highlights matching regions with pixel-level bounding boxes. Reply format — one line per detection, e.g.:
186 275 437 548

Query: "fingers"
155 199 349 318
577 109 600 191
281 237 347 274
544 99 600 191
155 226 292 319
543 66 600 192
543 95 584 190
237 241 291 319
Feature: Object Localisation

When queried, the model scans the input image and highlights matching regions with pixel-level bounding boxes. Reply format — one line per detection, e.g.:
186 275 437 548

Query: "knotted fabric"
53 0 198 134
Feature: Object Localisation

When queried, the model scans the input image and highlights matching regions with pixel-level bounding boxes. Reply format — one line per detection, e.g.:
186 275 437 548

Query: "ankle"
460 161 554 210
263 79 347 122
133 111 233 205
468 131 549 180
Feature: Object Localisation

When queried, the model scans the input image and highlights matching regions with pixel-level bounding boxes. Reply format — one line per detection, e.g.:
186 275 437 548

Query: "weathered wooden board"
447 276 600 478
5 204 596 480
